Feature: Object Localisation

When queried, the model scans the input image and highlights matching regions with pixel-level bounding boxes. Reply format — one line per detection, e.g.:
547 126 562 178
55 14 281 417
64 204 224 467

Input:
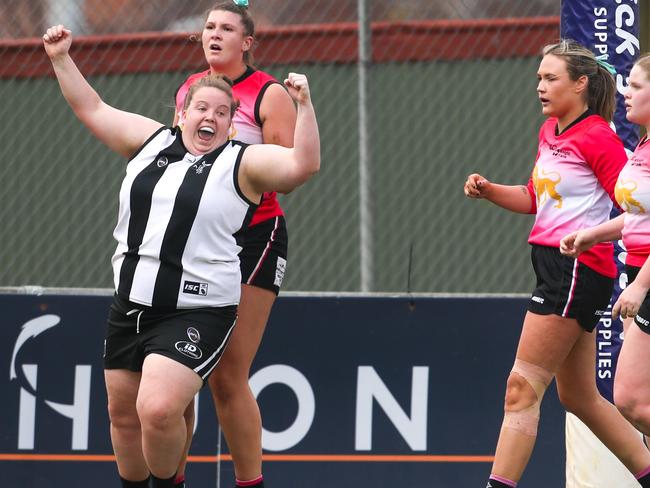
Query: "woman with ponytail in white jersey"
562 53 650 460
172 3 296 488
464 40 650 487
43 23 319 488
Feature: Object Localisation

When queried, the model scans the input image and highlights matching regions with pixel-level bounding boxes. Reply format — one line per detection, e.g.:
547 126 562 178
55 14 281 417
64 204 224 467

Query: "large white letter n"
355 366 429 451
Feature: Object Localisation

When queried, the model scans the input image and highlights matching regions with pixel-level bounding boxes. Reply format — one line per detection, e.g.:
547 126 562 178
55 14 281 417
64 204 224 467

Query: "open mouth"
209 43 222 53
198 126 215 141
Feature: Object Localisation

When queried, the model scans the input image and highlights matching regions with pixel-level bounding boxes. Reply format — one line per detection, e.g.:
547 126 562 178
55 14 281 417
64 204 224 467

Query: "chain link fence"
1 0 560 293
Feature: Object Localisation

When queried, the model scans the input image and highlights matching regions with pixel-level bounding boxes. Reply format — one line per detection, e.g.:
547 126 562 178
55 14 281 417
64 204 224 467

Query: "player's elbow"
73 101 107 135
299 157 321 183
306 158 321 179
282 160 320 193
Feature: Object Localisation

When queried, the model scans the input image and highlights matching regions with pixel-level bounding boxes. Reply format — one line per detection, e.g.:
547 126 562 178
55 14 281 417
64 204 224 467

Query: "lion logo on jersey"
615 180 646 213
533 166 563 209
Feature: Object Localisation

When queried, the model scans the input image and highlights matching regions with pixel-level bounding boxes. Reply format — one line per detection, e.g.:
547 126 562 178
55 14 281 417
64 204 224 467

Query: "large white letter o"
249 364 315 451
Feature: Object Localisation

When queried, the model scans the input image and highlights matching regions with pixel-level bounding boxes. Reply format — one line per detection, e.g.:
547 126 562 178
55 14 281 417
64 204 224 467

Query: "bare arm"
560 213 625 257
464 173 533 214
259 82 296 147
43 25 162 158
614 253 650 320
240 73 320 197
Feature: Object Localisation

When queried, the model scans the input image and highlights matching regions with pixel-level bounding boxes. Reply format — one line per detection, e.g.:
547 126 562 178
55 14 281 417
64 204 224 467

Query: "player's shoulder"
235 68 279 89
581 115 621 145
577 116 626 166
537 117 557 140
249 69 279 84
178 69 211 91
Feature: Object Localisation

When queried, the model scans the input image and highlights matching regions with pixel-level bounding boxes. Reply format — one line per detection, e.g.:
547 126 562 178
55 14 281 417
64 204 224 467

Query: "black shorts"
624 265 650 335
104 294 237 382
239 215 288 295
527 245 614 332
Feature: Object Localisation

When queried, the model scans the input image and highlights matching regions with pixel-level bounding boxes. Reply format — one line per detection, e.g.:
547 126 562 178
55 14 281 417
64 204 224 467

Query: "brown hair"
183 73 240 116
542 39 616 122
634 53 650 81
204 2 256 66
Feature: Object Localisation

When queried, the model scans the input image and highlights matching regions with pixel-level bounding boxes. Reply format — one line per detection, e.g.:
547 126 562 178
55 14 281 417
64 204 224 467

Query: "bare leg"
556 328 650 474
176 400 195 480
105 368 149 481
137 354 202 479
617 318 650 450
209 284 276 481
616 323 650 437
491 312 583 481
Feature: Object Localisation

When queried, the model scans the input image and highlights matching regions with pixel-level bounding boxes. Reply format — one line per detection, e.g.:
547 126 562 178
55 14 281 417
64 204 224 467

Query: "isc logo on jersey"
183 280 208 296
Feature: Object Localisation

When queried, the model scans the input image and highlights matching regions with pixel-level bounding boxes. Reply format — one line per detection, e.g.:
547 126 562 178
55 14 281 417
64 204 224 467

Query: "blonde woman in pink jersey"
172 3 296 488
562 54 650 450
464 40 650 488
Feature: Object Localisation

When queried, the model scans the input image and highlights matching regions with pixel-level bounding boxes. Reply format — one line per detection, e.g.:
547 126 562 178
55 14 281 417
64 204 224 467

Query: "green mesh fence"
0 0 559 293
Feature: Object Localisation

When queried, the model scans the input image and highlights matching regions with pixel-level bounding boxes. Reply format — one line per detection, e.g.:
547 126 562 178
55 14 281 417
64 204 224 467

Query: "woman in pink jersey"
561 54 650 446
172 3 296 488
464 40 650 488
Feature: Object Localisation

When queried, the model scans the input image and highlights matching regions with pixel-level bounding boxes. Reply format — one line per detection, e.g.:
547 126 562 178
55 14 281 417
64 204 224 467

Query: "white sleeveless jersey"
111 127 256 308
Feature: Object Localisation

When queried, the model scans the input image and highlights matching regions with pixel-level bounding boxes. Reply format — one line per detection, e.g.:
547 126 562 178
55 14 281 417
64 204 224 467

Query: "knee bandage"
502 359 553 436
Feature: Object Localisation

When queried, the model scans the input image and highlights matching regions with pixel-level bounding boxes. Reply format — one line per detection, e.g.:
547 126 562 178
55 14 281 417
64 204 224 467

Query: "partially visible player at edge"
464 39 650 487
172 2 296 488
561 52 650 458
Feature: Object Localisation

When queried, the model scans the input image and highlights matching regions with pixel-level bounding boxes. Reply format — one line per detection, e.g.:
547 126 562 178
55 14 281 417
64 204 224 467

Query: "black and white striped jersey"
111 127 257 309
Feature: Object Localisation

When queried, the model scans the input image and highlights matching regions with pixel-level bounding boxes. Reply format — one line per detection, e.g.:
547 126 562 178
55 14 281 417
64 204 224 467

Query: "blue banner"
0 293 565 487
561 0 640 150
561 0 640 402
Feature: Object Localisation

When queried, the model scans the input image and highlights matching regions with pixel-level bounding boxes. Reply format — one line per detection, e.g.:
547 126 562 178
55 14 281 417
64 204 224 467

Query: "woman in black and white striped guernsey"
43 24 320 488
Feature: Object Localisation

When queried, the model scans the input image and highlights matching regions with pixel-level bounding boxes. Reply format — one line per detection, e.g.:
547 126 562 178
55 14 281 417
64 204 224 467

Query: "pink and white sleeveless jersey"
175 68 284 226
616 139 650 267
526 115 627 278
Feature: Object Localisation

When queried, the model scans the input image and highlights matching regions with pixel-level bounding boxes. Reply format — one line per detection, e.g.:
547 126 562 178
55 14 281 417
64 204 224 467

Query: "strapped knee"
502 359 553 436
